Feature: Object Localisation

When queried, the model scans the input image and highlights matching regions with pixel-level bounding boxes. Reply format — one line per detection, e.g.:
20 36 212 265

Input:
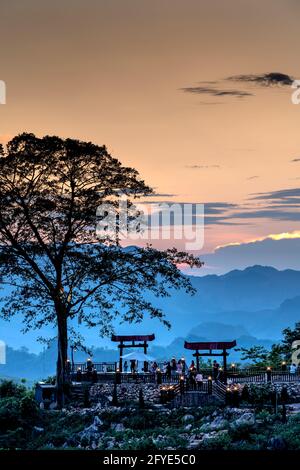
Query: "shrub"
0 380 26 399
198 433 231 450
0 397 21 431
20 395 38 418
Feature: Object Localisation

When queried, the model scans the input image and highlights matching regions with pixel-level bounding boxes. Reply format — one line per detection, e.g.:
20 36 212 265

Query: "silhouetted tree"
236 346 268 366
281 322 300 359
0 133 202 407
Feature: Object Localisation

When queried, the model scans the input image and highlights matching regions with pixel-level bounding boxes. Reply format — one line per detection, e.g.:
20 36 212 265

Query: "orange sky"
1 0 300 254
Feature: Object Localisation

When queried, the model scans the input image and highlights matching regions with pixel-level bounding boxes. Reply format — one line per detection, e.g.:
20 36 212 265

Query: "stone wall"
90 383 161 405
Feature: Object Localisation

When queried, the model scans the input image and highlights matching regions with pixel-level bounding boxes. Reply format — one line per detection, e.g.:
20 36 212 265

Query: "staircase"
168 381 227 408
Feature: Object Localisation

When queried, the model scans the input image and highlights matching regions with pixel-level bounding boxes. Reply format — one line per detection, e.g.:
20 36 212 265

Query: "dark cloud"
247 175 259 180
227 72 294 87
146 193 177 198
198 101 225 106
181 85 252 98
231 209 300 222
204 216 250 226
291 158 300 162
251 187 300 200
185 164 220 169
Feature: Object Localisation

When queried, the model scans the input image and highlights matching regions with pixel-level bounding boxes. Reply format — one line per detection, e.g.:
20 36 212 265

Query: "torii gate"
111 334 155 372
184 340 237 384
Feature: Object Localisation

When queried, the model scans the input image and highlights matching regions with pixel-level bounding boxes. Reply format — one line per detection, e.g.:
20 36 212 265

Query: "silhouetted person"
166 362 172 380
213 360 220 380
130 359 136 373
189 367 197 390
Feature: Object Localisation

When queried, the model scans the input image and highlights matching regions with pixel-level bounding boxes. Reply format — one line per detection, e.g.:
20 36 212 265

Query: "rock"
234 412 255 427
106 438 116 449
182 414 194 424
93 416 103 427
209 416 228 431
111 423 125 432
91 441 97 450
79 423 101 443
32 426 44 436
268 437 287 451
200 415 228 432
187 440 201 449
184 424 193 431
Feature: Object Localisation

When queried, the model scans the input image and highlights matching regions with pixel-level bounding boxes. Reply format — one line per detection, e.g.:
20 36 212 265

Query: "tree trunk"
56 307 68 409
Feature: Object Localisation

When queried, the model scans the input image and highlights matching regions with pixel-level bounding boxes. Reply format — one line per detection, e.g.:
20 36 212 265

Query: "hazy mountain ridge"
0 265 300 353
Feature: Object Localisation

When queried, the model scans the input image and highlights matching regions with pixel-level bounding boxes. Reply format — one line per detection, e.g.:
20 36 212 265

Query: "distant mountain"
187 265 300 312
187 322 249 340
1 265 300 352
145 266 300 341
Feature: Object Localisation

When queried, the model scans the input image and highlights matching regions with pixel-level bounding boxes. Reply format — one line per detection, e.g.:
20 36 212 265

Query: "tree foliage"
0 133 202 405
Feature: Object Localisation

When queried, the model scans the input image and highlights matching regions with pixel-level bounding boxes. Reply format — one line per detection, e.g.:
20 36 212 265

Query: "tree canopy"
0 133 202 405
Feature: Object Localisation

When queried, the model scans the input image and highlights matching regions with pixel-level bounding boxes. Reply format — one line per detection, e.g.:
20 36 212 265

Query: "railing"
71 363 300 385
73 362 117 373
229 371 300 384
212 381 227 401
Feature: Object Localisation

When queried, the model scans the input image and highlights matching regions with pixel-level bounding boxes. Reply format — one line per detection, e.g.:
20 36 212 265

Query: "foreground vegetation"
1 379 300 451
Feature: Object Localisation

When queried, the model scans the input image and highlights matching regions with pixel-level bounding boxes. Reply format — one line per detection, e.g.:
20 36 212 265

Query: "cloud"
185 164 220 169
182 71 294 107
202 235 300 274
143 185 300 227
227 72 294 87
251 187 300 200
231 209 300 222
181 85 252 99
247 175 259 180
291 158 300 163
146 193 177 198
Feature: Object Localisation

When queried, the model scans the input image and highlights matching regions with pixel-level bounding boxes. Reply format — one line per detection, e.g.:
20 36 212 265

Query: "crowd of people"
121 357 223 390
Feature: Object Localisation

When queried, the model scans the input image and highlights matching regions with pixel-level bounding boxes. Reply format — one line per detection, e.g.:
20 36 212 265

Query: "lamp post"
208 376 212 395
225 386 232 406
233 385 239 407
266 366 272 383
156 368 162 385
115 368 121 384
180 375 185 395
181 357 186 375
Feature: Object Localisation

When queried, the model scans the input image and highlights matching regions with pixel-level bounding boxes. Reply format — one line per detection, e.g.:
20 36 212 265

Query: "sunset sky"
1 0 300 273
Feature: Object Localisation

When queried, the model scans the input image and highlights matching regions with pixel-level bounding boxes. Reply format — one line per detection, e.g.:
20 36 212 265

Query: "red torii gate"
184 340 237 383
111 334 155 372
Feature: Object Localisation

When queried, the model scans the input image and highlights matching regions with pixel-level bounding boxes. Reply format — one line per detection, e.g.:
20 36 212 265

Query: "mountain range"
0 265 299 354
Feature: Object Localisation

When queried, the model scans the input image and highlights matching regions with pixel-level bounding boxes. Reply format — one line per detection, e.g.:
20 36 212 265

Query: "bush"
20 395 38 418
0 397 21 431
198 433 231 450
0 380 27 399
